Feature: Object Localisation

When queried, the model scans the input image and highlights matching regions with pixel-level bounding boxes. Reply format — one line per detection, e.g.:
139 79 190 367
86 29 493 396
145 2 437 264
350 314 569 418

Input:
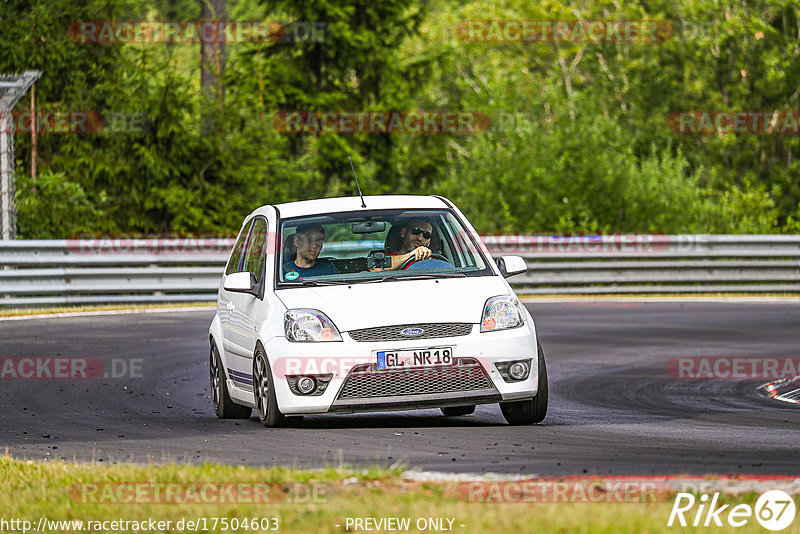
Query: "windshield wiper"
379 272 467 282
280 279 350 287
281 273 467 286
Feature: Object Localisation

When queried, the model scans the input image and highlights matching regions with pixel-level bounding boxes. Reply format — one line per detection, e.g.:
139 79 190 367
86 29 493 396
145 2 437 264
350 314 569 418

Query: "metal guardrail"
0 235 799 306
484 235 800 294
0 238 234 307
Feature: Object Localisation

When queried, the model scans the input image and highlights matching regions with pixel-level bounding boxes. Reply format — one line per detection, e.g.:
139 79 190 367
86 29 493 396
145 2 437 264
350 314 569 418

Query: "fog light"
287 374 333 396
508 361 529 380
494 359 532 383
297 377 316 394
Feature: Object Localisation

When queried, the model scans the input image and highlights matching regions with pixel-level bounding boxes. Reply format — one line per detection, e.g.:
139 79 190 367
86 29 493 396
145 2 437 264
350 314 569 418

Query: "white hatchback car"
208 195 547 426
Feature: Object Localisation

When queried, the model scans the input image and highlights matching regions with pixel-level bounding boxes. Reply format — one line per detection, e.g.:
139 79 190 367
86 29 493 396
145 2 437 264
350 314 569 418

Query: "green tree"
253 0 430 193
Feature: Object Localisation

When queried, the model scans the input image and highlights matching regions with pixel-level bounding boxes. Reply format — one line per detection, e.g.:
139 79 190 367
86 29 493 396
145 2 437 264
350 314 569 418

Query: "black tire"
441 405 476 416
253 347 288 427
500 342 548 425
210 341 252 419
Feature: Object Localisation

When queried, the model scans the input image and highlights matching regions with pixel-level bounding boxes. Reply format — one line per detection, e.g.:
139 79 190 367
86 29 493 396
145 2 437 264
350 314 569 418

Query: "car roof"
266 195 451 219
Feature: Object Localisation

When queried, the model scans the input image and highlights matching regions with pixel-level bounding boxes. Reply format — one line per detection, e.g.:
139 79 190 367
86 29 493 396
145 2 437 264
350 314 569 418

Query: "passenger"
284 223 339 278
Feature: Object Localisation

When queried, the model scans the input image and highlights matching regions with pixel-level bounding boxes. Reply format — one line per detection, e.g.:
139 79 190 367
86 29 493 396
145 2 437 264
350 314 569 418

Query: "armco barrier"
483 234 800 294
0 238 233 307
0 235 799 306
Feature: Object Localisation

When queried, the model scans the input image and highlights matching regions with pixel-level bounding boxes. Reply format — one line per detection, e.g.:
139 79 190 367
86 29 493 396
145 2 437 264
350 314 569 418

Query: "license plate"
375 347 454 370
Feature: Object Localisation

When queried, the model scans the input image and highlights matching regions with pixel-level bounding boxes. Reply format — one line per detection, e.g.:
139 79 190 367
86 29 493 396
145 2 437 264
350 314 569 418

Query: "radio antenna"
349 155 367 208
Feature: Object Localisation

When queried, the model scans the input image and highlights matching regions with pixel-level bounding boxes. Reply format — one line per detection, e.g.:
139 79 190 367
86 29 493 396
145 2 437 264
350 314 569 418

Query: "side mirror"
224 271 256 293
496 255 527 278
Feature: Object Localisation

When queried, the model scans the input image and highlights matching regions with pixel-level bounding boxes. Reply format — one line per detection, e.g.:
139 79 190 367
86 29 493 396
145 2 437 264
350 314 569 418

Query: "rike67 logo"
668 490 796 530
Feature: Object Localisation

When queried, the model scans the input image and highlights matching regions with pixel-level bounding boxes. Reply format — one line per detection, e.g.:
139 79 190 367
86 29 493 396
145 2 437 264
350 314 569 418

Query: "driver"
284 223 339 278
382 218 434 271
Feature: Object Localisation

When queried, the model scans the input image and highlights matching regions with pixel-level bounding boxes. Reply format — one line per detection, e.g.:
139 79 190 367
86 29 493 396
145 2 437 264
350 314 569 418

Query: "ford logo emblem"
401 327 424 336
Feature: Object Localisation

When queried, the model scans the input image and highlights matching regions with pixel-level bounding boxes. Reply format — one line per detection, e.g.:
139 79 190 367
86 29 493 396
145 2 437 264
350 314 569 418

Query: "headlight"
481 295 524 332
284 309 342 342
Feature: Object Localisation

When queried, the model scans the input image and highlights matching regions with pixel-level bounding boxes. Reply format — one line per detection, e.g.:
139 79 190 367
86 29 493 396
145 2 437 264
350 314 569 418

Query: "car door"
227 217 268 360
220 220 252 358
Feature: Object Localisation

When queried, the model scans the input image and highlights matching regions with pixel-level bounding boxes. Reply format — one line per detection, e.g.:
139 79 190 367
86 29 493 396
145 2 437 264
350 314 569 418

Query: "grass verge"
0 456 797 533
0 302 214 318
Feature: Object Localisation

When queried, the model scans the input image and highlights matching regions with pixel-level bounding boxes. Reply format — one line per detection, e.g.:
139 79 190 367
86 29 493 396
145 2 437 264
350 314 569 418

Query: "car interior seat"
383 224 403 253
282 233 297 265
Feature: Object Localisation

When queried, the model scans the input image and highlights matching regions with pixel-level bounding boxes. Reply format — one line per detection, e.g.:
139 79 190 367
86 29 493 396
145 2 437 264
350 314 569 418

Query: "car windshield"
276 209 492 285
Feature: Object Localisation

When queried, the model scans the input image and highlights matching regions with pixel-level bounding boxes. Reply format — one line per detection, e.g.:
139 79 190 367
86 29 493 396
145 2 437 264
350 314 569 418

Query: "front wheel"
253 348 289 427
210 341 252 419
500 342 548 425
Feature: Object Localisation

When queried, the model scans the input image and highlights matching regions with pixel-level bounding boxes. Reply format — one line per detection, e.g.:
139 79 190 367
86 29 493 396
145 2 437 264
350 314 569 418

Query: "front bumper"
263 324 539 415
330 357 501 413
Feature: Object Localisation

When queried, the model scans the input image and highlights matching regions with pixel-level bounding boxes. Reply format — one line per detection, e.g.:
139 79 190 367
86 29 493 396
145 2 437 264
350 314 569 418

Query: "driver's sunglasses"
409 226 432 239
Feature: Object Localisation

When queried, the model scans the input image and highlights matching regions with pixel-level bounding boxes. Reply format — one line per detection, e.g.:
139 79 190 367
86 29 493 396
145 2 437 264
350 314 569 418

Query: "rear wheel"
441 405 476 416
253 348 289 427
500 343 548 425
210 341 252 419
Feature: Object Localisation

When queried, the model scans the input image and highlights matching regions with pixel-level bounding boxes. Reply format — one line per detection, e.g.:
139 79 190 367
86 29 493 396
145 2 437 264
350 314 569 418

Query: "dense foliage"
2 0 799 237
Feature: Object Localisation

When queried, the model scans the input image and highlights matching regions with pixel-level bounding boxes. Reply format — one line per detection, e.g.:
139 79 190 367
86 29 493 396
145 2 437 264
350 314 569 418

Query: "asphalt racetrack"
1 301 798 475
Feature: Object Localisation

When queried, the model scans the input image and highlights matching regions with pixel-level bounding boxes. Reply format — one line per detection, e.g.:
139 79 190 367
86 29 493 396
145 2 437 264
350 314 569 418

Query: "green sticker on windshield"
285 271 299 280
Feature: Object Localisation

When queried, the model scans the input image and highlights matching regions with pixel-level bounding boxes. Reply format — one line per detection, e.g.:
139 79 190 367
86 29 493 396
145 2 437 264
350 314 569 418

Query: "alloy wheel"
254 352 269 419
209 347 220 410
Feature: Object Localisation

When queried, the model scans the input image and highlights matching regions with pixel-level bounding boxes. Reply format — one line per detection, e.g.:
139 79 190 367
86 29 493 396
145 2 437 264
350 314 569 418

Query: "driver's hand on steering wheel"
407 246 431 262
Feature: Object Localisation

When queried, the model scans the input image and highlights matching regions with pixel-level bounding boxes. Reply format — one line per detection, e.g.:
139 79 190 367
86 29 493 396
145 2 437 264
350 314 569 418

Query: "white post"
0 112 11 240
0 71 41 240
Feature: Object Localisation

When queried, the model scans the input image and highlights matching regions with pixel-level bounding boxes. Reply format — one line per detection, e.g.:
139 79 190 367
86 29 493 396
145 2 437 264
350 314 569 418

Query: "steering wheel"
400 253 450 270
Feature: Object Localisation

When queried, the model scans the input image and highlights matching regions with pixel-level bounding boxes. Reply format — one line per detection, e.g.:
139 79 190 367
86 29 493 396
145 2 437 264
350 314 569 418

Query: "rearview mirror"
224 272 256 293
352 221 386 234
496 255 527 278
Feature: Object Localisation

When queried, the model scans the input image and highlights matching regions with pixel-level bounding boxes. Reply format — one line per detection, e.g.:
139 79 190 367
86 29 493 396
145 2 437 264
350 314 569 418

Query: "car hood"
275 276 510 331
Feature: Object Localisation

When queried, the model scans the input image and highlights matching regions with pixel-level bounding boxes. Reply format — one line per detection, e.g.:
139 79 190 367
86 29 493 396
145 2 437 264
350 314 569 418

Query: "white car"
208 195 548 426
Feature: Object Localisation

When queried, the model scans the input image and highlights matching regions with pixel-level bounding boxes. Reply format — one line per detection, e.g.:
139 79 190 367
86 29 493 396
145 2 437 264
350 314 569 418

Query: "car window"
277 209 492 285
242 218 268 282
225 220 253 275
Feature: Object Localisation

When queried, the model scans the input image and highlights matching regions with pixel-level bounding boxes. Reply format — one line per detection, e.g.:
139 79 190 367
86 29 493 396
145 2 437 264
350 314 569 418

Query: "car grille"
336 358 494 399
348 323 473 342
